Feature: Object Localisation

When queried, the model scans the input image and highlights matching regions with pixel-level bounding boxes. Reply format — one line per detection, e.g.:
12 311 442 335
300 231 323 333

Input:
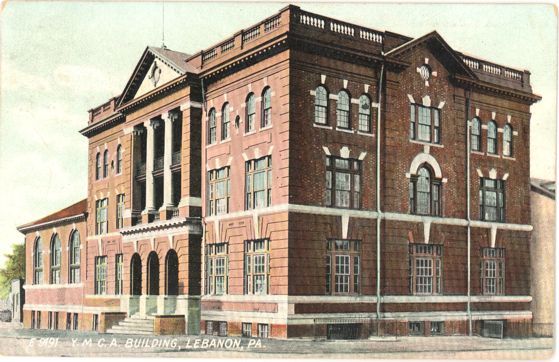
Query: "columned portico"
142 119 157 217
160 111 178 216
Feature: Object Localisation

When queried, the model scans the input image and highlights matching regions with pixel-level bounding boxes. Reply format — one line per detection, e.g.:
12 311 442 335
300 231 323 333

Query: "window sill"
470 151 484 155
411 293 442 296
410 212 443 218
244 131 257 136
324 205 362 210
480 219 505 223
356 131 374 137
487 153 501 158
336 127 354 134
219 138 231 145
205 142 218 149
260 125 273 131
502 155 515 161
313 123 332 130
409 139 444 148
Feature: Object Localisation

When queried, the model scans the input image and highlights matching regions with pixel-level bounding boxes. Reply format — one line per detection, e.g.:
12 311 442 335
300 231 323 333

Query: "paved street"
0 323 553 358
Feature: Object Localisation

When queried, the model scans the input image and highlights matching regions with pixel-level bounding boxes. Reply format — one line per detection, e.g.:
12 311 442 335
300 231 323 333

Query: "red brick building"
18 5 540 339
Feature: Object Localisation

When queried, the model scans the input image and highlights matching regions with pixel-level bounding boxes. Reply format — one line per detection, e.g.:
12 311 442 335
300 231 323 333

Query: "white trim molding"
24 283 84 290
409 152 443 178
178 196 202 207
23 304 84 313
383 310 531 321
382 295 532 303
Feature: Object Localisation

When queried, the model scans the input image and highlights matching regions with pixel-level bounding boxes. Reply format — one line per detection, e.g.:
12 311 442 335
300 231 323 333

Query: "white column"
161 111 175 209
143 119 156 213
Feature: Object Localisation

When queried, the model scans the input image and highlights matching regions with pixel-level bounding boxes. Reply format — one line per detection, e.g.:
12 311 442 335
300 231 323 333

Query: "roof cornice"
17 213 87 234
453 74 542 104
79 113 125 138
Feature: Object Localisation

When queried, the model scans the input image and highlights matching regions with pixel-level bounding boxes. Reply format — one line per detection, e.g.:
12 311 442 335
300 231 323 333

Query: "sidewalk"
0 323 554 359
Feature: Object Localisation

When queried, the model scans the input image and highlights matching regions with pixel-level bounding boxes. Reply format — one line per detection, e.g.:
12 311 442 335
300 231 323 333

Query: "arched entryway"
147 251 160 295
130 253 142 296
165 249 179 296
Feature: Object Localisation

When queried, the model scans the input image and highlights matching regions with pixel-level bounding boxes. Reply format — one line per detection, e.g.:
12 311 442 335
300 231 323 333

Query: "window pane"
488 122 497 154
336 91 350 129
410 105 416 139
314 86 328 124
335 172 351 207
358 95 371 132
416 168 431 214
418 107 431 142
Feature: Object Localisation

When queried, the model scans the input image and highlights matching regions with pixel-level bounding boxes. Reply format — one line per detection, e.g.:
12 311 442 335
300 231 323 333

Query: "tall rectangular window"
242 323 252 337
479 178 505 222
92 315 99 331
409 244 442 295
261 88 272 128
96 198 108 235
481 248 505 295
116 194 125 229
206 243 228 295
244 239 270 295
69 232 80 284
257 324 270 338
409 167 441 216
325 156 361 209
208 167 230 216
208 109 217 144
326 240 360 294
336 91 350 129
94 256 107 295
246 94 255 133
115 254 123 295
245 156 272 210
410 104 441 144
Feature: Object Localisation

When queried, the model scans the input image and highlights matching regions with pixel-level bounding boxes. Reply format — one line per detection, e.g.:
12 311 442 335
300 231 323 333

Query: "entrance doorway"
147 251 160 295
130 253 142 296
165 249 179 295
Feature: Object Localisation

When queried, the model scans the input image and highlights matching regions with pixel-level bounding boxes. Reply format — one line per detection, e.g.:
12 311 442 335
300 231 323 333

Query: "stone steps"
106 314 155 335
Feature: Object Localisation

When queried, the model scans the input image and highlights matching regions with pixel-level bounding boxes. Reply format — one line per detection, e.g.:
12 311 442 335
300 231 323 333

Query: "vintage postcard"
0 0 556 359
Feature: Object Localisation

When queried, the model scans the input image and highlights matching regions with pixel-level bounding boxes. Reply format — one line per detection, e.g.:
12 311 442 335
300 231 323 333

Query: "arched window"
50 234 61 284
208 108 216 144
409 165 441 216
471 118 481 151
116 145 122 174
165 249 179 296
103 149 109 178
503 124 513 157
130 253 142 296
33 237 43 284
221 103 230 141
69 231 80 283
336 90 350 129
147 251 160 296
314 86 328 125
245 93 255 132
487 121 498 154
358 94 371 132
95 153 101 180
261 87 272 128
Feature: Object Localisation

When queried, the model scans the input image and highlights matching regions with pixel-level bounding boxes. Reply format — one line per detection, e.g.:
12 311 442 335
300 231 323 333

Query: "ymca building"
17 5 540 339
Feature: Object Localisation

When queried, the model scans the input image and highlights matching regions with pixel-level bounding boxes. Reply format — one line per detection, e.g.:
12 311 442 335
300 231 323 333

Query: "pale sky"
0 1 556 268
